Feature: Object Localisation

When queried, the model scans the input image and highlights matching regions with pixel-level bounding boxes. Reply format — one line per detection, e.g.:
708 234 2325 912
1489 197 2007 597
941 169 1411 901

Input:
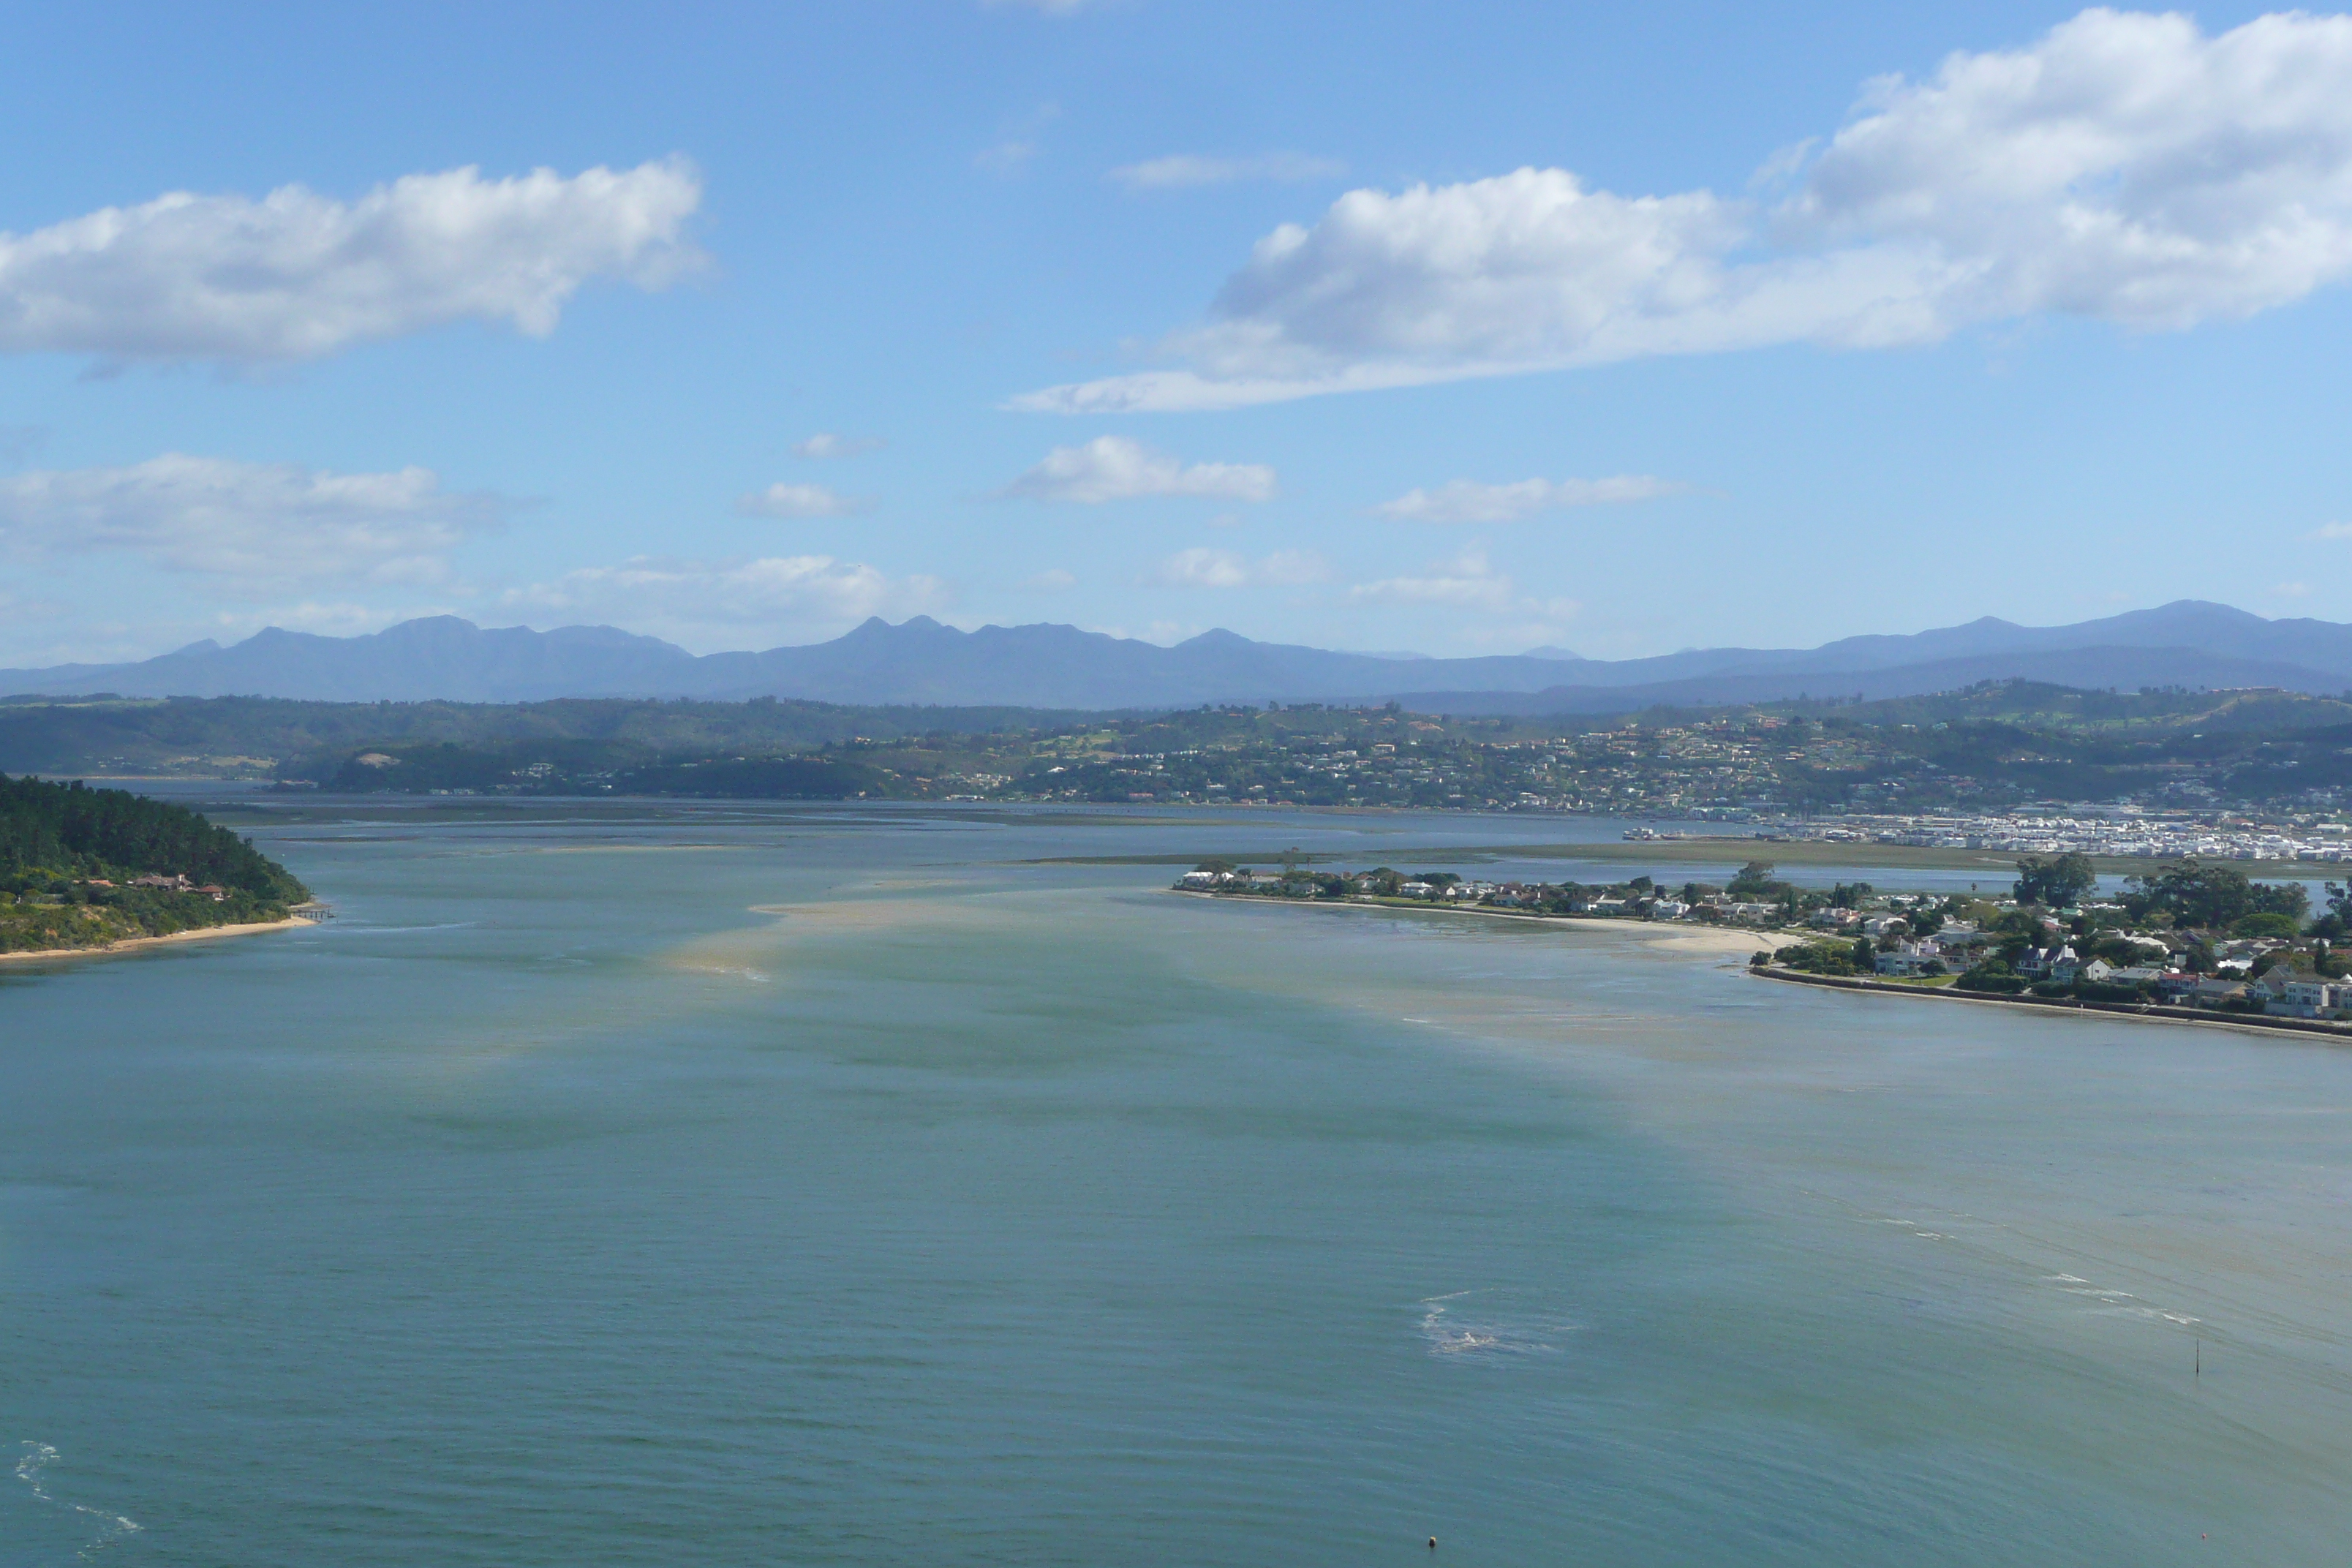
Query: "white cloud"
734 482 872 519
997 435 1275 503
0 453 501 587
1376 474 1687 524
1015 8 2352 411
509 554 948 644
2308 521 2352 539
1148 547 1329 588
1110 153 1349 190
0 160 703 363
791 432 885 459
1022 568 1079 590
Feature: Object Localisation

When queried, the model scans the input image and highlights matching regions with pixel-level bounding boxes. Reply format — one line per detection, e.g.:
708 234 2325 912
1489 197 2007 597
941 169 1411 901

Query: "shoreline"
1177 890 2352 1044
1752 964 2352 1043
0 915 309 966
1170 888 1786 958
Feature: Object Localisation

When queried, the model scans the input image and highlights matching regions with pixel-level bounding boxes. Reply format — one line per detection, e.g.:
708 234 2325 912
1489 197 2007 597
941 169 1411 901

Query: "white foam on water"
1417 1289 1578 1360
15 1441 142 1559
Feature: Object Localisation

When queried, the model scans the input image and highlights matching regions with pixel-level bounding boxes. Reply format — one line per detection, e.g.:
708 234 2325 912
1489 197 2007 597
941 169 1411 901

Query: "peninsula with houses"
1 773 312 958
1175 850 2352 1034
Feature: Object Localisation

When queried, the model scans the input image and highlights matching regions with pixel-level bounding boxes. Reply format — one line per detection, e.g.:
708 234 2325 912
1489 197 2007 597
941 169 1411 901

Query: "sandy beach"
0 916 308 965
1172 888 1787 959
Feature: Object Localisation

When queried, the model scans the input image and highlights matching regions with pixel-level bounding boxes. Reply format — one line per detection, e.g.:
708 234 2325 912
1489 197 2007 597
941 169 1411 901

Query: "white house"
2266 977 2342 1018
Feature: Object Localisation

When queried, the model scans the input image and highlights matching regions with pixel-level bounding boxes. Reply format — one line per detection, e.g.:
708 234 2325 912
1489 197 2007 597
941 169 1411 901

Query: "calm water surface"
4 800 2350 1565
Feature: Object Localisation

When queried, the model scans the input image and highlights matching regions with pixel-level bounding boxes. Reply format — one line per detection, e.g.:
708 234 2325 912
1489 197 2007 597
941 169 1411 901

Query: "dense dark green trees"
2119 860 2307 930
1 774 305 901
2013 852 2097 908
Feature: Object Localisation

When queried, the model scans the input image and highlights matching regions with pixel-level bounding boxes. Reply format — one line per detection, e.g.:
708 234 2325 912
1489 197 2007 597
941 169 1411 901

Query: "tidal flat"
4 799 2349 1566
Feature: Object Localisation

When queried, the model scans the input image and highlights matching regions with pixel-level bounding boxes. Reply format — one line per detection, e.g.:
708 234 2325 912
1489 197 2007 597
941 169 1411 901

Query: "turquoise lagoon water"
4 799 2351 1566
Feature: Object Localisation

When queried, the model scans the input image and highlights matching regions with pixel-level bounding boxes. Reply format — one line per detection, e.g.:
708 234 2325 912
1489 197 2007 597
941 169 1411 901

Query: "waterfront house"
2017 944 2076 981
1874 943 1937 976
2195 978 2249 1008
1927 924 1990 960
2267 978 2341 1018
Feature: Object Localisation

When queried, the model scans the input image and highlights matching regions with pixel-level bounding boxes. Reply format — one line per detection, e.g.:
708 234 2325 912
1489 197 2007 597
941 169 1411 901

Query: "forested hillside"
0 694 1074 779
1 774 309 954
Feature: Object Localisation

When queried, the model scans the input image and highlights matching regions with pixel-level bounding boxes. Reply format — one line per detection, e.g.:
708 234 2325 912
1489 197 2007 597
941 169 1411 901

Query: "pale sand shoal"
1172 889 1788 959
0 916 307 965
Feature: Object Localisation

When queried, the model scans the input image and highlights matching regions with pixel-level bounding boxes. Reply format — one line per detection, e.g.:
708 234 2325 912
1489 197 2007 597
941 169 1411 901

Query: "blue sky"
1 0 2347 668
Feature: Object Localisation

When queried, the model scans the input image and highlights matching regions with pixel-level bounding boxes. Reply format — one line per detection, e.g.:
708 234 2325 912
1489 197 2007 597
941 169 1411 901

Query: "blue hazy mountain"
6 601 2351 712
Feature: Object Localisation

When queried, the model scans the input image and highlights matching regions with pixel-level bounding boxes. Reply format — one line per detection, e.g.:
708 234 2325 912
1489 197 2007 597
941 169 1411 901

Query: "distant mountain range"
7 601 2352 714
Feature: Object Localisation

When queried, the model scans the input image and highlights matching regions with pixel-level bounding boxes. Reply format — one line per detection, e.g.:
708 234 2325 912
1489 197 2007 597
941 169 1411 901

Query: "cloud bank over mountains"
0 159 704 363
1017 9 2352 411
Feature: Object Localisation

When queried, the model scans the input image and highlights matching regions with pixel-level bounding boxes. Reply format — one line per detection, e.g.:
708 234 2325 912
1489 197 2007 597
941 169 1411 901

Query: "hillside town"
1725 810 2352 863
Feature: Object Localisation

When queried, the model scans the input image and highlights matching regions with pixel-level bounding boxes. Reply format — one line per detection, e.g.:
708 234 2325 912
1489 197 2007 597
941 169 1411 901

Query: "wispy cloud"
1110 153 1348 190
734 482 872 519
791 433 886 460
1349 547 1581 645
977 103 1061 176
1376 474 1687 524
0 161 703 365
1351 547 1516 609
1148 547 1327 589
997 435 1275 503
0 453 504 589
